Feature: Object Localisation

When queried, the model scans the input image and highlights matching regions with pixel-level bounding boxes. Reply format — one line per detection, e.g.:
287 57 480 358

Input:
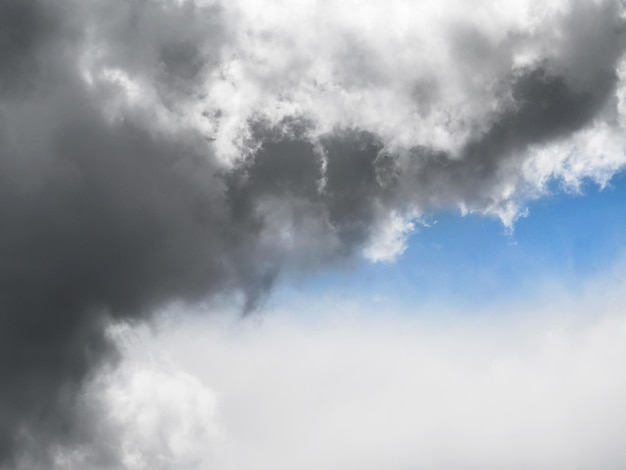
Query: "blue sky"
276 171 626 310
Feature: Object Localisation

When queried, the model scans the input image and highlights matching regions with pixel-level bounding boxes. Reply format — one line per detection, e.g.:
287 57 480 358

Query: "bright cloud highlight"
58 270 626 470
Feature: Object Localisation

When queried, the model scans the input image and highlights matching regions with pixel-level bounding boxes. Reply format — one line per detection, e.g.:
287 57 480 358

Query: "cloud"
0 0 625 465
52 268 626 470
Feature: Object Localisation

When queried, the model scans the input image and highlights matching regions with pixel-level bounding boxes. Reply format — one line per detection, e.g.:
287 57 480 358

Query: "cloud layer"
0 0 625 465
56 272 626 470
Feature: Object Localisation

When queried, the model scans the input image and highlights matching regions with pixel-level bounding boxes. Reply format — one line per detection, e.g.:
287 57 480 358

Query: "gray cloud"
0 0 625 467
404 65 618 211
0 0 250 464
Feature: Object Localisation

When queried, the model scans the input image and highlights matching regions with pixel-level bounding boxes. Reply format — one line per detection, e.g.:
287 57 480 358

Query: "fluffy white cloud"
104 367 218 469
362 210 416 262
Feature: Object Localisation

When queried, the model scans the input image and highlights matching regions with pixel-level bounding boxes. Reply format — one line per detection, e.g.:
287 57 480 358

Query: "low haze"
1 0 626 468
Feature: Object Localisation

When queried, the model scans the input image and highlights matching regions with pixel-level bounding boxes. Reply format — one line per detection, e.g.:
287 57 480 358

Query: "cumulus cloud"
0 0 626 465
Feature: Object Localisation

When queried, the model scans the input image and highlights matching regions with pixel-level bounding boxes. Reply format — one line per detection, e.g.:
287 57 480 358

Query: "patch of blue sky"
273 171 626 312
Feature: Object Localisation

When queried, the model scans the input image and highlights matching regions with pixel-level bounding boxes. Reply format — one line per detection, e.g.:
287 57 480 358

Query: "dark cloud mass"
0 0 624 467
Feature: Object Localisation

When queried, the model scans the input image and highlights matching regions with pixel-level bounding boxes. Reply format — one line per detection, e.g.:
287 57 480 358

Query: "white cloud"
65 265 626 469
202 0 548 158
104 366 218 470
363 210 416 262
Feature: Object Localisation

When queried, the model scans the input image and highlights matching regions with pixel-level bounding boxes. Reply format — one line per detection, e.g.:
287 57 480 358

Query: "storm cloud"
0 0 625 467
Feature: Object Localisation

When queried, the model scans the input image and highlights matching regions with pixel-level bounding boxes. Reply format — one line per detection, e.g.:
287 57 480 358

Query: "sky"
274 170 626 309
1 0 626 469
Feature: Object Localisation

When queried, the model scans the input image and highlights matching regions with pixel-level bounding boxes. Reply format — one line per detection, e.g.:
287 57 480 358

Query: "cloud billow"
0 0 625 466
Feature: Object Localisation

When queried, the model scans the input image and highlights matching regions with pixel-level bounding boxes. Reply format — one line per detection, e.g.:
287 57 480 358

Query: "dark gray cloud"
404 65 619 211
0 0 246 465
0 0 56 90
0 0 624 468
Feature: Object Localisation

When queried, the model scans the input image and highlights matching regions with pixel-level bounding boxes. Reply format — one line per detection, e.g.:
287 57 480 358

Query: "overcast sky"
1 0 626 468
